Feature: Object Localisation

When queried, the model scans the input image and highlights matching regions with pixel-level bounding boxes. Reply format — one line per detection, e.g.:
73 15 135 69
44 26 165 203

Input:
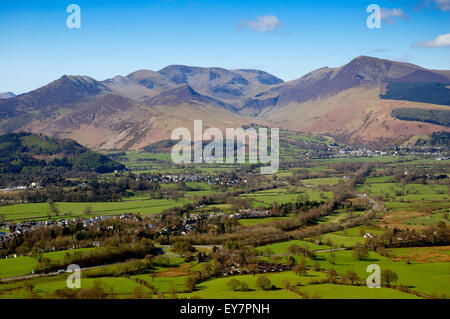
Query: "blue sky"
0 0 449 94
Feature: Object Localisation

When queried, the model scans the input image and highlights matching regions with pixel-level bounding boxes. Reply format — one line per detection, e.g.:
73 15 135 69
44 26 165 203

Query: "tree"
109 287 115 299
286 256 297 268
238 251 246 266
248 264 259 277
196 251 206 263
214 261 223 275
273 256 282 266
240 281 249 291
353 244 369 261
227 279 241 291
329 252 336 265
24 283 40 299
132 286 144 299
144 254 155 264
48 199 59 217
169 287 178 299
381 269 398 287
297 193 309 202
84 206 93 215
200 263 213 279
255 276 272 290
312 261 321 271
185 276 198 292
172 240 194 254
83 279 107 299
344 269 359 285
293 262 307 276
326 268 338 283
288 244 301 255
263 248 274 259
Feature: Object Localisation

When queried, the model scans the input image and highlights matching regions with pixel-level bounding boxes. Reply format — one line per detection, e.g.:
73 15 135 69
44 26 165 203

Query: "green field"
1 237 449 298
405 211 450 226
239 216 294 226
295 283 420 299
240 188 331 207
1 145 449 300
0 248 97 279
4 277 151 299
315 210 366 225
319 233 367 248
0 256 36 279
359 183 448 202
256 240 333 254
0 197 190 221
312 250 450 297
181 271 325 299
317 225 385 248
301 178 343 187
132 274 189 293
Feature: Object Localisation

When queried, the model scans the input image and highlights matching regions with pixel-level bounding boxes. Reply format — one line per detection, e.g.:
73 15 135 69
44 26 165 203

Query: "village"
0 207 284 248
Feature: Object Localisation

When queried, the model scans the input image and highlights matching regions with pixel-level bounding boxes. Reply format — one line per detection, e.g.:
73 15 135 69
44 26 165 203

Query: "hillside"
142 84 230 109
272 56 450 108
260 56 450 143
0 132 125 175
0 75 110 133
22 94 161 150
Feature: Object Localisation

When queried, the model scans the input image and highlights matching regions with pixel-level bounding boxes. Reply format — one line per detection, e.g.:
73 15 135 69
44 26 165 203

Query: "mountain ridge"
1 56 449 148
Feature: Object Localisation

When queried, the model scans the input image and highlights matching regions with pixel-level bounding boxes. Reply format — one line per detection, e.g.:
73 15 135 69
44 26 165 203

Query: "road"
356 193 380 212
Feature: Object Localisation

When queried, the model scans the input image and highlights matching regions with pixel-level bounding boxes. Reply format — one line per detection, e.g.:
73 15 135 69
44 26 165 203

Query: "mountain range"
1 56 449 150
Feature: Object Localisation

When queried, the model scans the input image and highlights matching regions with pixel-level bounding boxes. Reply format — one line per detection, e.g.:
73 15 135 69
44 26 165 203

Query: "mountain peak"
344 55 449 83
158 65 203 85
350 55 383 63
50 75 110 93
342 55 394 82
278 56 450 106
59 74 99 83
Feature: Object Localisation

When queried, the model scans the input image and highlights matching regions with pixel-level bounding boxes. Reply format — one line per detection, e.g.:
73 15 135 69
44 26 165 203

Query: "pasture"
296 284 420 299
240 187 332 207
313 250 450 297
0 248 97 279
181 271 325 299
256 240 332 255
0 197 190 221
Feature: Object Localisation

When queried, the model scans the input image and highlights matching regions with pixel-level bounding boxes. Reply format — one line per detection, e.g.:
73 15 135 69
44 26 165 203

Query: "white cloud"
238 15 283 33
413 33 450 48
426 0 450 11
380 8 409 24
